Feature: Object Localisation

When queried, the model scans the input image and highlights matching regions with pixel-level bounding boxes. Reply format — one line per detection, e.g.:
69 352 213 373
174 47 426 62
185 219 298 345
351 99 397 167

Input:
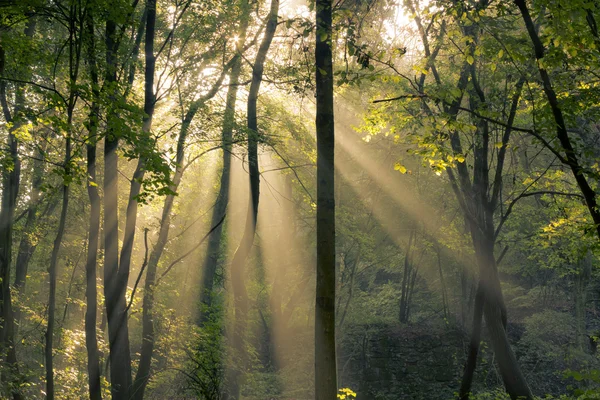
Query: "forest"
0 0 599 399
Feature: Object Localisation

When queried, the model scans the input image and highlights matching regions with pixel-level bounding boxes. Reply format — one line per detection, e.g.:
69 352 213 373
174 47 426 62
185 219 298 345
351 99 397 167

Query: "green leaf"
466 55 474 65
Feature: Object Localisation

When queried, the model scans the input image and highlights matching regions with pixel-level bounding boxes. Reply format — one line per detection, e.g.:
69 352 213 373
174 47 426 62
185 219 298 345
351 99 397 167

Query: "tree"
314 0 337 398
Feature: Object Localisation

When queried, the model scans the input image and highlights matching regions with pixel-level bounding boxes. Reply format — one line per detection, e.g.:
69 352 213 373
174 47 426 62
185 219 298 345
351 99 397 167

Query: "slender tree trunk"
459 282 484 400
85 138 102 400
436 243 448 319
13 135 46 332
46 8 82 394
575 252 592 351
13 134 46 290
314 0 337 398
103 17 133 399
84 11 102 399
45 134 71 400
132 44 233 400
515 0 600 240
0 45 24 400
199 0 251 324
399 229 414 323
474 234 532 399
225 1 278 398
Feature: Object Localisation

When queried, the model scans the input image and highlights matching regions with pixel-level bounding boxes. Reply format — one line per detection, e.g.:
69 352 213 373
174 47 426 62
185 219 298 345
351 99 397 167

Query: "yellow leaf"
466 55 474 65
394 163 408 174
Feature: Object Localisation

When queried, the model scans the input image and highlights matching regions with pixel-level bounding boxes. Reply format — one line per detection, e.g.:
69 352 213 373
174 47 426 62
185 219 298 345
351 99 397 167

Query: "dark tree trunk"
475 235 530 399
436 243 448 319
132 13 232 395
46 8 82 394
84 11 102 400
13 135 45 290
0 45 24 400
225 1 278 398
515 0 600 240
399 229 414 323
199 1 251 324
45 135 71 400
103 17 133 399
314 0 337 398
13 133 46 331
459 283 483 400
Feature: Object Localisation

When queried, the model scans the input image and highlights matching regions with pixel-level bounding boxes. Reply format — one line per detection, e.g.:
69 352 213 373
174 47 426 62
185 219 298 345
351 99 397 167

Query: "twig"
156 213 226 283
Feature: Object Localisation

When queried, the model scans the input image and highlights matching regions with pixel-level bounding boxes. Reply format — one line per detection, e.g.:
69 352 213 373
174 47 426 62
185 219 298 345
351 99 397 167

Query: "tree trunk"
0 45 24 400
13 134 46 295
474 235 532 399
84 11 102 399
399 229 414 323
45 134 71 400
13 135 46 332
103 17 133 399
459 282 484 400
314 0 337 398
199 0 251 324
515 0 600 241
132 41 234 400
225 1 278 398
575 252 592 351
46 8 81 393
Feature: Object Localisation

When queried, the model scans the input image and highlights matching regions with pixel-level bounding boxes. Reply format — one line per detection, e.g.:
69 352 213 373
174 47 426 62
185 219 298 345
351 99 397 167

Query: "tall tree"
0 15 36 399
45 3 83 397
314 0 337 398
83 9 102 400
199 0 251 324
514 0 600 241
132 56 234 400
103 12 133 399
0 44 23 400
226 0 279 397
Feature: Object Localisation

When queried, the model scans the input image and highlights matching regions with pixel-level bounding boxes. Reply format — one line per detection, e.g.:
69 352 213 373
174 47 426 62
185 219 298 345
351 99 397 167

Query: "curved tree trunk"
515 0 600 241
132 50 233 400
314 0 337 398
199 1 251 325
226 1 279 398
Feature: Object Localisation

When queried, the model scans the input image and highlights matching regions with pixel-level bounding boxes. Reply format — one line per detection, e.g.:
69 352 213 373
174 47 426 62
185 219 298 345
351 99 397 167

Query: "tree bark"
314 0 337 398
